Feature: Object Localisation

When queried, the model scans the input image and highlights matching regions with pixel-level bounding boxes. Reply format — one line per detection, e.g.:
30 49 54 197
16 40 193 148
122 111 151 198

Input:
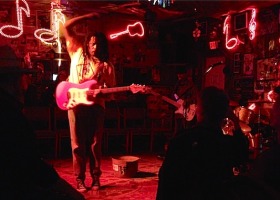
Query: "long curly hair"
83 32 109 62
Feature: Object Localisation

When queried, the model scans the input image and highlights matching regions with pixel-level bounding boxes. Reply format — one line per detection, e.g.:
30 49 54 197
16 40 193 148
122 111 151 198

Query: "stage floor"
47 153 163 200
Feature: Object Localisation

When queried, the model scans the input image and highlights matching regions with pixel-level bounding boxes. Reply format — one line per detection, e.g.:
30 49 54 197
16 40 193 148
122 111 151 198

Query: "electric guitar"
147 90 196 121
56 80 147 110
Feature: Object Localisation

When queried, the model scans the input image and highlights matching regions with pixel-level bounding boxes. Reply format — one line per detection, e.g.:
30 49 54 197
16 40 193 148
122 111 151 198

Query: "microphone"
205 61 224 74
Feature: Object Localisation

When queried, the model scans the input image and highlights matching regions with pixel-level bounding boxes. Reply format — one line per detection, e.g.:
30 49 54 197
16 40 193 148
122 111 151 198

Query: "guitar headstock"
129 84 152 94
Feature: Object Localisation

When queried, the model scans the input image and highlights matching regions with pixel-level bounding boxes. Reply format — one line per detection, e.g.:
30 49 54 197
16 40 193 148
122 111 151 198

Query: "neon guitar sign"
110 22 144 39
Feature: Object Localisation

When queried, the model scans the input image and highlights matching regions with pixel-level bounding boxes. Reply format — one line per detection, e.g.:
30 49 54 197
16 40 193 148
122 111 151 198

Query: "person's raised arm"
63 13 99 52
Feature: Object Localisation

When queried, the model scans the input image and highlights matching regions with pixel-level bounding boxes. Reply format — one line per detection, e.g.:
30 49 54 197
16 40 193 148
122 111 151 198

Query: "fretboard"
86 86 130 95
161 96 180 108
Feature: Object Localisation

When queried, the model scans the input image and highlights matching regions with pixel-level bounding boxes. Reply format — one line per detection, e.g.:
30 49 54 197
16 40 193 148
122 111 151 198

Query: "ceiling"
2 0 280 22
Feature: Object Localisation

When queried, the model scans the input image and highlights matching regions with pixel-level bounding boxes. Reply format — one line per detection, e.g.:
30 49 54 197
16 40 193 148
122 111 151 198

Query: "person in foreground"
0 45 85 200
62 13 116 192
156 86 249 200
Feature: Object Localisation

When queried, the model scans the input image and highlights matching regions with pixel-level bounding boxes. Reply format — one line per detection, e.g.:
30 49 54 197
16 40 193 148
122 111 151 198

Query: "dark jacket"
0 88 59 198
156 125 249 200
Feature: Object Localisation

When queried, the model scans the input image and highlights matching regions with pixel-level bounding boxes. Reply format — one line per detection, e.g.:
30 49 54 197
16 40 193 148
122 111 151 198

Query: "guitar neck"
150 91 180 108
161 96 180 108
87 86 130 95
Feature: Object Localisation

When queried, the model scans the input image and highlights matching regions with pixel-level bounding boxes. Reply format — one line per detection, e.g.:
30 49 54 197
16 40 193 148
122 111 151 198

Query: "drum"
239 121 251 133
235 106 255 125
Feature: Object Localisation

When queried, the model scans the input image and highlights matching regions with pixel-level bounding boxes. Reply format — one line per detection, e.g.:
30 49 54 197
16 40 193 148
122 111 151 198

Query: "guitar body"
174 99 184 115
147 89 196 121
174 100 196 122
56 80 97 110
185 103 197 121
56 80 146 110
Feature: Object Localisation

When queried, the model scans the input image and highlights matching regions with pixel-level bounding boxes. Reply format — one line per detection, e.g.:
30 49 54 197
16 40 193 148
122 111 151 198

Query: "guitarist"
156 66 198 161
173 65 198 135
62 13 116 192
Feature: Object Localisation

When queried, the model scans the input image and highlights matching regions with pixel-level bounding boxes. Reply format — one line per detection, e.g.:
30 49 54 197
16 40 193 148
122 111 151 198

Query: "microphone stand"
204 61 224 74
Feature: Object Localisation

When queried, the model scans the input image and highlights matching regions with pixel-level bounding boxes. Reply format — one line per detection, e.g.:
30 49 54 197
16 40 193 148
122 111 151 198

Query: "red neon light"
223 15 244 50
0 0 30 38
249 8 256 40
110 22 144 39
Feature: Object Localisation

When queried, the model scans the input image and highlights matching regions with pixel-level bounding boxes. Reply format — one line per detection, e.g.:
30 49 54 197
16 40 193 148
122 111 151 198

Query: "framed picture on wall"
234 11 248 31
243 53 254 76
233 53 241 74
256 58 278 80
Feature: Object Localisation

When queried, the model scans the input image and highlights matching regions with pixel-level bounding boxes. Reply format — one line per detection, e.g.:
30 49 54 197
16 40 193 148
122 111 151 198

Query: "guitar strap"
77 51 105 85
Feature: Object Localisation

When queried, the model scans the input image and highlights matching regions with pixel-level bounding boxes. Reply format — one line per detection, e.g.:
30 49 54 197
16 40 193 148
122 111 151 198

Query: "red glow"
209 41 218 50
110 22 144 39
223 15 244 50
249 8 256 40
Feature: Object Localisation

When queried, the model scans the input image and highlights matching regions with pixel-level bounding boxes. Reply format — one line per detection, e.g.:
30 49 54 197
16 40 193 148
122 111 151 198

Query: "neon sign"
248 9 256 40
0 0 65 54
110 22 144 39
223 15 244 50
0 0 30 38
34 3 65 46
223 8 257 50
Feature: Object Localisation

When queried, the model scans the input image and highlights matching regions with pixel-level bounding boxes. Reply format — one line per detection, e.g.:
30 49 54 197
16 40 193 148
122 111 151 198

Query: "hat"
0 45 37 75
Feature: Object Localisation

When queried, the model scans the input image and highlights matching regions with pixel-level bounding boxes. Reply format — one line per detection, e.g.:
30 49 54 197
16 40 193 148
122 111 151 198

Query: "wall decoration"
257 8 278 35
110 22 144 39
233 77 254 100
265 33 279 58
256 57 278 81
243 53 254 76
223 15 244 50
0 0 30 38
233 53 241 74
234 11 248 31
204 57 225 89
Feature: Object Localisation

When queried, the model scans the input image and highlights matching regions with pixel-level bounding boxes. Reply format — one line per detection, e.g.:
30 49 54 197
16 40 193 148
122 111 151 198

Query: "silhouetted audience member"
156 86 249 200
247 143 280 199
0 45 85 200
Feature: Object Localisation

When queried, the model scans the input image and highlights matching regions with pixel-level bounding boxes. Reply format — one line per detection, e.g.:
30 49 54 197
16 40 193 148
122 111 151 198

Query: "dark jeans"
68 104 105 181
